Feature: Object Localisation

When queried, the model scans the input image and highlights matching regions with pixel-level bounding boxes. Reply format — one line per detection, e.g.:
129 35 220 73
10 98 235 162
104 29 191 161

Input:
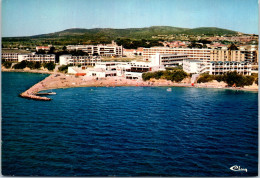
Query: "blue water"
2 72 258 176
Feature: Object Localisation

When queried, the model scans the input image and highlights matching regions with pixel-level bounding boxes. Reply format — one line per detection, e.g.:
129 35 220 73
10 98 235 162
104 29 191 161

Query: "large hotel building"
66 41 123 57
143 47 258 63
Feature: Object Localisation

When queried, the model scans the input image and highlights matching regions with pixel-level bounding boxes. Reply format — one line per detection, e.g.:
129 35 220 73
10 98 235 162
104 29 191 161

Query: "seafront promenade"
16 70 258 101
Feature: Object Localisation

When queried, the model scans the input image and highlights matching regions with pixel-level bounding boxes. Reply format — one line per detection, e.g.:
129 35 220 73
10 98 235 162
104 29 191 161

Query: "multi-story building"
59 55 101 66
183 59 252 75
18 54 55 63
143 47 211 62
143 47 258 64
210 61 252 75
151 53 188 67
210 50 245 62
2 53 20 62
67 41 123 57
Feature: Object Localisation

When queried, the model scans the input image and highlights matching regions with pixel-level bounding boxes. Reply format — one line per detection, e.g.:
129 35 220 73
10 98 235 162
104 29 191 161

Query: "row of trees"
12 61 56 71
115 38 163 49
142 69 188 82
197 72 257 87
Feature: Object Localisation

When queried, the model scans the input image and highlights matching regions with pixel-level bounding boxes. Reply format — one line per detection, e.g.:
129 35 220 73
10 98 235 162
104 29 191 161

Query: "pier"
19 75 54 101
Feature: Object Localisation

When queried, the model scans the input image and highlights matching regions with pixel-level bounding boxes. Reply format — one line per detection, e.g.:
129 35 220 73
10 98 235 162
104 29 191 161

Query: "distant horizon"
2 0 258 37
1 25 254 38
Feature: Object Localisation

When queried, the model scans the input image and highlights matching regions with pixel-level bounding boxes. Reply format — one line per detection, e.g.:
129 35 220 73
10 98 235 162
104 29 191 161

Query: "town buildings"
59 55 101 66
143 47 211 62
66 41 123 57
18 54 55 63
143 46 258 63
151 53 188 67
2 53 19 62
183 59 252 75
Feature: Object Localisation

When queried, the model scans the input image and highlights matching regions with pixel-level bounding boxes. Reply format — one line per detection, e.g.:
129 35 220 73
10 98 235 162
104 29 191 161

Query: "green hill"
2 26 240 46
31 26 238 39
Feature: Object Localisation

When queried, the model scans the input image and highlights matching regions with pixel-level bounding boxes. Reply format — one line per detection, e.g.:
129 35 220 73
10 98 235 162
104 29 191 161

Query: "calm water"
2 72 258 176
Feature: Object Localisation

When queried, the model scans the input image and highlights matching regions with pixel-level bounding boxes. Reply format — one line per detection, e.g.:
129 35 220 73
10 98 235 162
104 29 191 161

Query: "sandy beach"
14 70 258 101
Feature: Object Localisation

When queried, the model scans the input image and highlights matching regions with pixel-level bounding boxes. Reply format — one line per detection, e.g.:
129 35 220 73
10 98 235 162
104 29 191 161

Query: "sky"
1 0 259 37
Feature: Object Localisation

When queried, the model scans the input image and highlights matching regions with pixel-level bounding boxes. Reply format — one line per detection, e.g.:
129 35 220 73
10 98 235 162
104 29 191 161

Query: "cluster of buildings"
142 46 258 64
66 41 123 57
1 40 258 79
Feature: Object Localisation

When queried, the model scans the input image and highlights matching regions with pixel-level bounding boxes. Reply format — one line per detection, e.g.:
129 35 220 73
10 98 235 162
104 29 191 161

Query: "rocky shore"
16 72 258 101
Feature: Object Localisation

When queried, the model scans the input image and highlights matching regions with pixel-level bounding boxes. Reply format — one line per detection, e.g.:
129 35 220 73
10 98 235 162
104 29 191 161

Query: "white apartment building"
67 42 123 57
183 59 211 74
18 54 55 63
59 55 101 66
143 47 211 62
143 47 258 64
183 59 252 75
210 61 252 75
151 53 188 67
2 53 20 62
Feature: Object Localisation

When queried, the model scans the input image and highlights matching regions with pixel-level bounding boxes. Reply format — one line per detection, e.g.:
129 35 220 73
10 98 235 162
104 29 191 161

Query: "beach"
13 69 257 101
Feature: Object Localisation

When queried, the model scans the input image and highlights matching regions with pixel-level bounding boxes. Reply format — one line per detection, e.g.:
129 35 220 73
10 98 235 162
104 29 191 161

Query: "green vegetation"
197 72 257 87
12 61 55 71
115 38 163 49
2 61 13 68
27 61 41 69
13 60 28 69
197 73 216 83
42 62 55 71
2 26 239 48
142 69 188 82
58 65 69 73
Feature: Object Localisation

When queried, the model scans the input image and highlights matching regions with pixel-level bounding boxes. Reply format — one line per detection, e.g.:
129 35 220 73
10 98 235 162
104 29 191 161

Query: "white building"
143 47 211 62
210 61 252 75
59 55 101 66
183 59 210 74
2 53 20 62
183 59 252 75
67 41 123 57
151 53 188 67
18 54 55 63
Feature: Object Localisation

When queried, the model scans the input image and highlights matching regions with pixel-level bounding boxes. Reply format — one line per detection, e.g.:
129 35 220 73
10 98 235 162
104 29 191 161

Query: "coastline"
2 69 258 101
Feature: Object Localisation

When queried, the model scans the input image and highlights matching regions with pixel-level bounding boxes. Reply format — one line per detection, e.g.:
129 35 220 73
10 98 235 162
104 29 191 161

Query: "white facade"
183 59 252 75
18 54 55 63
125 72 143 80
143 47 258 64
151 53 188 67
67 42 123 57
143 47 211 62
2 53 20 62
59 55 101 66
210 61 252 75
183 59 210 74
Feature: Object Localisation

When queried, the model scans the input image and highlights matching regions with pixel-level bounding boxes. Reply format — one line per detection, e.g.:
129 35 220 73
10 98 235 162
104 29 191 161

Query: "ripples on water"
2 72 258 176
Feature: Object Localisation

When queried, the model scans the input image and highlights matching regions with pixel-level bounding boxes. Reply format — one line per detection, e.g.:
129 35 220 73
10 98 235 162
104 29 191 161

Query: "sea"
1 72 258 176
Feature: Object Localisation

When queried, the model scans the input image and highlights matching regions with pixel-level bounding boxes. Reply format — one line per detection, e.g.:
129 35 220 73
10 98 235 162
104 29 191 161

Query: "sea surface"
2 72 258 176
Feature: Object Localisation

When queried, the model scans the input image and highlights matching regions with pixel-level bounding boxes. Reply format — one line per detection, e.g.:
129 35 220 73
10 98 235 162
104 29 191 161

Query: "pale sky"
2 0 259 37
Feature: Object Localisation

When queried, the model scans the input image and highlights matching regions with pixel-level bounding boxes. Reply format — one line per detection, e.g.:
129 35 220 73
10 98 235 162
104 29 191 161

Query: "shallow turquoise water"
2 72 258 176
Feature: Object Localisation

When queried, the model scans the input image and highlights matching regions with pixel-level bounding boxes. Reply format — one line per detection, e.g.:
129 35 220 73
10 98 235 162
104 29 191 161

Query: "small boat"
167 88 172 92
47 92 56 95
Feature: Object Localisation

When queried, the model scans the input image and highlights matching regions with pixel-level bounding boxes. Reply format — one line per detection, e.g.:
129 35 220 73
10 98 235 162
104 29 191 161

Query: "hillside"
2 26 240 47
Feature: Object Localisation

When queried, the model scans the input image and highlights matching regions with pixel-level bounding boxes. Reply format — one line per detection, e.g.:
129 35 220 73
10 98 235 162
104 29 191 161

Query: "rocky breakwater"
19 75 53 101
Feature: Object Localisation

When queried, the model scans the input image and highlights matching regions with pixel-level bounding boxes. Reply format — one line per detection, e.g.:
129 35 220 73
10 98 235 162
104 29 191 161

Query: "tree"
48 46 55 54
2 61 12 68
43 62 55 71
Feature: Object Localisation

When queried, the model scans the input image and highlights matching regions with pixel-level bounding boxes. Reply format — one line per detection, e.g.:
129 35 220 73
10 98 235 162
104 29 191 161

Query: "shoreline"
2 69 258 101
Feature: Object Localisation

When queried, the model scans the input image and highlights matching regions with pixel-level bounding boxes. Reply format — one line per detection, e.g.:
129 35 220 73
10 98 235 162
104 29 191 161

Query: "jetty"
19 75 54 101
